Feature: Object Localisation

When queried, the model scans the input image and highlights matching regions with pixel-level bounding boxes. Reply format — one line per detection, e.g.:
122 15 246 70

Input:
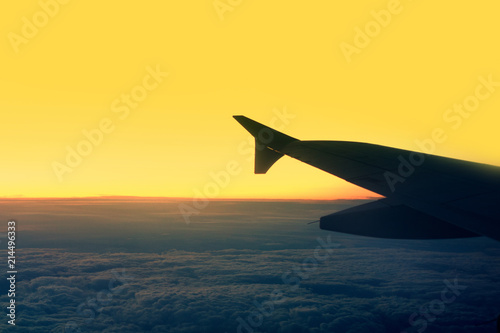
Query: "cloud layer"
0 198 499 332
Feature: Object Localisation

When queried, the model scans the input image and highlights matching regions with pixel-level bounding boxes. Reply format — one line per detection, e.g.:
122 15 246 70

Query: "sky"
1 198 500 332
1 1 500 199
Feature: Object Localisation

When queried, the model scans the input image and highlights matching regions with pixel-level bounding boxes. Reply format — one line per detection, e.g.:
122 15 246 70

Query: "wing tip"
233 115 298 174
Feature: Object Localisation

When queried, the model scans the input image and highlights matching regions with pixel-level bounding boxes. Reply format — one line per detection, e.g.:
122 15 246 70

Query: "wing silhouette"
234 115 500 241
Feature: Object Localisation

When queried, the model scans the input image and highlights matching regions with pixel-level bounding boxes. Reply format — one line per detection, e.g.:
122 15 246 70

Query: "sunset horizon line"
0 194 380 201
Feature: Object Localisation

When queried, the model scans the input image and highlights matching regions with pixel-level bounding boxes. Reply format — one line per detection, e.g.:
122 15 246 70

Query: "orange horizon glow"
0 195 380 201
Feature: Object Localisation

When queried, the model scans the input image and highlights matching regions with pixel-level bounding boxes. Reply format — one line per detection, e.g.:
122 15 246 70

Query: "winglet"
233 116 298 174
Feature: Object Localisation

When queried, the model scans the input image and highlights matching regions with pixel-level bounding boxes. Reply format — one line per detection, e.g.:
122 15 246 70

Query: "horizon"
0 195 379 201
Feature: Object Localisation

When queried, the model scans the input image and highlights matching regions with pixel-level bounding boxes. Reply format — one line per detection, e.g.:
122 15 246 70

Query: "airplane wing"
233 115 500 241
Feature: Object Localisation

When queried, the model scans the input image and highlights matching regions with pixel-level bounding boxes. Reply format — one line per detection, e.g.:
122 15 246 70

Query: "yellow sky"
1 0 499 199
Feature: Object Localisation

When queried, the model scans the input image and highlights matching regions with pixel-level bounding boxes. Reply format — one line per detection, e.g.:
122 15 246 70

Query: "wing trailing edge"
320 199 479 239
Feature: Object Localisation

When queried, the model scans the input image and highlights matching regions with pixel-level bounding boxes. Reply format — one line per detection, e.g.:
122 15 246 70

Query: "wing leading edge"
233 115 500 242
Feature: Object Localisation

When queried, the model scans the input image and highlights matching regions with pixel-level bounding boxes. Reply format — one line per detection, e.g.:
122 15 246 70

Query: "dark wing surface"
234 115 500 241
